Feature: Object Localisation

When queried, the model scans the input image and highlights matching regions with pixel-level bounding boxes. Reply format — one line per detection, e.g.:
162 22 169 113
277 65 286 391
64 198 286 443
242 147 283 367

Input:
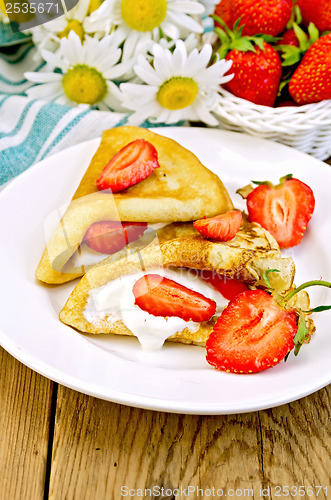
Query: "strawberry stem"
282 280 331 306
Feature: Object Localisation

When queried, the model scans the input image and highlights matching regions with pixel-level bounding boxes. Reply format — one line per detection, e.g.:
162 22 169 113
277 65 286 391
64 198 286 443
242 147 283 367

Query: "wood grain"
259 385 331 495
0 347 53 500
47 383 330 500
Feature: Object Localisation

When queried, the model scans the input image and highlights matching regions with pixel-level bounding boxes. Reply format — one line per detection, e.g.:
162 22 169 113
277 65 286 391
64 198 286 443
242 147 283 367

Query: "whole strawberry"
289 33 331 104
214 0 292 36
225 42 282 106
214 18 282 106
297 0 331 32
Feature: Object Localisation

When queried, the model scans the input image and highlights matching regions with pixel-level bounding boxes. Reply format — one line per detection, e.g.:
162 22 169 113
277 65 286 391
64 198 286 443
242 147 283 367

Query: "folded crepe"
60 219 309 347
36 126 233 284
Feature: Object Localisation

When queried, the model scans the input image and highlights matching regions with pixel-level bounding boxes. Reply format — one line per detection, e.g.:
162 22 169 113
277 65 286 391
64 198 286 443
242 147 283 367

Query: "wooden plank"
49 385 262 499
259 384 331 495
49 383 330 500
0 347 53 500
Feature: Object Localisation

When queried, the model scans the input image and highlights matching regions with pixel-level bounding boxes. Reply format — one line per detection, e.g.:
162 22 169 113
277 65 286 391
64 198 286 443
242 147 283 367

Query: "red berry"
224 42 282 106
133 274 217 323
84 221 147 254
246 176 315 248
193 210 242 242
206 290 297 374
96 139 160 192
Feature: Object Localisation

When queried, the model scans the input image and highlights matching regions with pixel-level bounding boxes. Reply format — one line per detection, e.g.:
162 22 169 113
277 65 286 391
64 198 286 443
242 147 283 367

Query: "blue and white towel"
0 40 151 187
0 15 215 187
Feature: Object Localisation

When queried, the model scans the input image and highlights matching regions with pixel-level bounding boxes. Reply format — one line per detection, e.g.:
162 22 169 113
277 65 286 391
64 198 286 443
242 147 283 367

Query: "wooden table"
1 161 330 500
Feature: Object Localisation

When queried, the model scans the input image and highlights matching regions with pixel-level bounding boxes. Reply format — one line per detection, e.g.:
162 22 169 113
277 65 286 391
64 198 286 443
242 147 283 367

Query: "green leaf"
293 22 308 50
279 173 293 183
279 79 290 93
308 22 320 44
264 269 280 289
303 305 331 313
278 45 302 67
252 180 271 186
293 314 310 356
252 37 265 51
232 38 256 52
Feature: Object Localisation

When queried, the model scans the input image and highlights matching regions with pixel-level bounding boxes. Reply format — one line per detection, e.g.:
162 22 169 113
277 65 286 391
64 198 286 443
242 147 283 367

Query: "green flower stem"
281 280 331 306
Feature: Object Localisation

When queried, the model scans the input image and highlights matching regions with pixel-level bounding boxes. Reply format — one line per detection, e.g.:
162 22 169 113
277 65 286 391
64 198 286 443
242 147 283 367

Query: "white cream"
65 223 170 272
84 267 228 351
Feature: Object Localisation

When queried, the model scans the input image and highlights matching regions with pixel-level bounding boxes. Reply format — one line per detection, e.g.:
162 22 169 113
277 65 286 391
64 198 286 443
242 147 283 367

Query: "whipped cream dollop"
84 267 228 351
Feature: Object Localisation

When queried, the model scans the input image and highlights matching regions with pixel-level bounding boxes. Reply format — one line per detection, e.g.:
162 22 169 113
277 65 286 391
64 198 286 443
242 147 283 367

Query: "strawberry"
193 210 242 242
234 0 292 36
206 279 331 374
199 270 249 301
206 290 297 373
278 29 300 48
225 42 282 106
214 0 234 31
96 139 160 192
133 274 217 322
297 0 331 32
83 221 147 254
214 20 282 106
214 0 292 36
288 33 331 104
237 174 315 248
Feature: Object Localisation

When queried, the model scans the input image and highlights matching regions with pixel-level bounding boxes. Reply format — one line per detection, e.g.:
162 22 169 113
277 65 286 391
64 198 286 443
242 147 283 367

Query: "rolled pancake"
36 126 233 284
60 221 297 346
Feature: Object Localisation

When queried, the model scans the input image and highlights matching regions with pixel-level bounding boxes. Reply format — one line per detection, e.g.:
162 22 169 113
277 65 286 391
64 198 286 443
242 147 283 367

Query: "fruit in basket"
297 0 331 32
225 42 282 106
214 18 282 106
288 33 331 104
278 29 300 48
237 174 315 248
214 0 292 36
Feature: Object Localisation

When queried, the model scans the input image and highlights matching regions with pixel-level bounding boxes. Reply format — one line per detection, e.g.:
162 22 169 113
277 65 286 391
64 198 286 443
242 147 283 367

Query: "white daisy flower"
120 40 233 126
25 32 131 111
103 0 205 60
30 0 111 56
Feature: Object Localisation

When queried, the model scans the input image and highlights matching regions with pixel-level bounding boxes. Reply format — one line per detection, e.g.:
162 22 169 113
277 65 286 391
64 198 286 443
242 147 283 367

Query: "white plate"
1 127 331 415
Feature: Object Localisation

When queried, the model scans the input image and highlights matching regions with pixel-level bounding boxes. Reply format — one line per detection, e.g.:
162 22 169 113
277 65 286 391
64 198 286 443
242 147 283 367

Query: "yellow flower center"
58 20 84 41
121 0 167 32
157 77 199 110
62 64 107 105
87 0 103 14
0 0 7 14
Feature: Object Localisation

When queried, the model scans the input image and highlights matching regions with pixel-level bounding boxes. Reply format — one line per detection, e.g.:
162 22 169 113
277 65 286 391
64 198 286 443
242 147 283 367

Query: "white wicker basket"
214 88 331 160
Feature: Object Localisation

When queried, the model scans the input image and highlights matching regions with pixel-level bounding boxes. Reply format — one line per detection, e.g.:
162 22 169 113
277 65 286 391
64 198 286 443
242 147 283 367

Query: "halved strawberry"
206 290 297 374
193 210 242 242
199 270 249 301
133 274 216 322
239 175 315 248
83 221 147 254
96 139 160 192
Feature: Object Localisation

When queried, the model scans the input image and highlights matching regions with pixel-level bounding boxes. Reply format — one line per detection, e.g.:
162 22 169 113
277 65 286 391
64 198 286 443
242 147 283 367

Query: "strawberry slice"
200 270 249 301
193 210 242 241
133 274 217 322
206 290 297 374
83 221 147 254
96 139 160 192
243 175 315 248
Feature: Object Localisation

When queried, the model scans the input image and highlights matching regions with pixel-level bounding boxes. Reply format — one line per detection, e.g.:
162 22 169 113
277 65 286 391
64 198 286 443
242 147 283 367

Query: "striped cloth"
0 15 215 187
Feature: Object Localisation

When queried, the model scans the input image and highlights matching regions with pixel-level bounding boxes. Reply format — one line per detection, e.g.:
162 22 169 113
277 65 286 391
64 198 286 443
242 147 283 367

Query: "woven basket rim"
218 87 331 116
